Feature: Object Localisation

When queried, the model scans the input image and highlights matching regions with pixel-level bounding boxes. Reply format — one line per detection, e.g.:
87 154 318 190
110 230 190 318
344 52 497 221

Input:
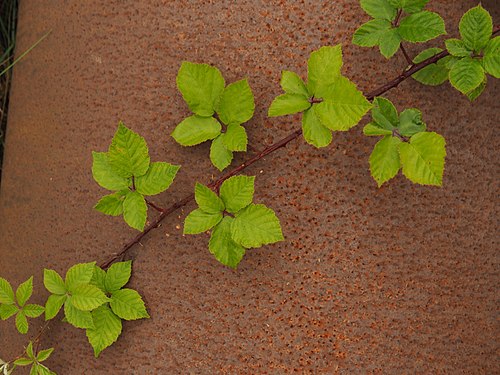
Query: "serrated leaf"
65 262 95 292
13 358 32 366
44 294 66 320
90 266 107 292
268 93 311 117
280 70 309 96
105 261 132 293
379 28 401 58
307 45 343 94
135 162 180 196
363 122 393 136
216 79 255 125
43 269 66 295
70 285 109 311
314 76 372 131
22 304 44 318
466 75 487 102
86 304 122 357
231 203 284 248
208 217 246 269
399 132 446 186
64 298 94 329
107 123 150 178
176 61 225 117
194 183 224 214
483 37 500 78
459 5 492 52
171 115 221 146
94 191 126 216
360 0 397 20
16 277 33 307
92 152 131 191
369 136 401 187
0 304 18 320
26 342 34 360
123 191 147 231
398 108 426 136
398 11 446 43
412 47 450 86
445 39 471 57
109 288 149 320
223 123 248 152
184 209 223 234
302 107 332 148
387 0 429 13
36 348 54 362
449 57 485 94
0 278 14 304
210 134 233 171
353 19 391 47
15 311 28 334
371 97 398 130
220 175 255 213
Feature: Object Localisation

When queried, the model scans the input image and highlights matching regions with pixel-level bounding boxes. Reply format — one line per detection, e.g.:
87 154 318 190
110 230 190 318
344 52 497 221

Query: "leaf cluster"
13 341 55 375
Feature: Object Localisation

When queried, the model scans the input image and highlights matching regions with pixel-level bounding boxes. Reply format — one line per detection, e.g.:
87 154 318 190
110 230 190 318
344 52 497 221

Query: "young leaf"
307 45 343 94
44 294 66 320
459 5 493 52
194 183 225 214
36 348 54 362
378 28 401 58
70 285 109 311
122 191 148 231
398 108 426 136
448 57 485 94
268 93 311 117
35 363 56 375
371 97 398 130
92 152 131 191
210 134 233 171
220 175 255 213
398 11 446 43
109 289 149 320
0 278 15 304
171 115 221 146
363 122 394 136
16 277 33 307
90 266 107 292
353 19 391 47
65 262 95 292
387 0 429 14
135 162 180 196
176 61 225 117
0 304 18 320
107 123 150 178
183 209 223 234
231 204 284 248
223 124 248 152
445 39 471 57
43 269 66 295
64 299 94 329
86 304 122 358
399 132 446 186
22 304 44 318
25 342 35 360
105 261 132 293
360 0 397 21
209 217 246 269
483 37 500 78
412 48 450 86
94 192 125 216
280 70 309 96
369 136 402 187
13 358 33 366
15 311 28 334
302 107 332 148
216 79 255 125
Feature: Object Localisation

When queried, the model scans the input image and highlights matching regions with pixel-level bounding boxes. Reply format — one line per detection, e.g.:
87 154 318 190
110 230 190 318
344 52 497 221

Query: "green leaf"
90 266 107 292
26 342 35 360
268 93 311 117
183 209 223 234
36 348 54 362
135 162 180 196
231 203 284 248
216 79 255 125
123 191 148 231
16 277 33 307
483 37 500 78
43 269 66 295
86 304 122 358
449 57 485 94
91 152 131 191
0 303 18 320
398 108 426 136
307 45 343 94
44 294 66 320
107 123 150 178
13 358 33 366
64 298 94 329
302 107 332 148
445 39 471 57
360 0 397 20
109 288 149 320
371 97 398 130
222 123 248 152
105 261 132 292
70 285 109 311
65 262 95 292
369 136 402 187
379 28 401 58
94 191 125 216
220 175 255 213
465 75 487 102
208 217 246 269
353 19 391 47
280 70 309 96
35 364 56 375
387 0 429 13
194 183 224 214
210 134 233 171
0 278 14 304
412 48 450 86
399 132 446 186
398 11 446 43
22 304 44 318
15 311 28 334
363 122 395 136
459 5 492 52
171 115 221 146
176 61 225 117
314 77 372 131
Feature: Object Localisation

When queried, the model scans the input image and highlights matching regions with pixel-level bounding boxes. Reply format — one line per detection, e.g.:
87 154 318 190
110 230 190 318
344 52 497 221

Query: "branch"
400 43 413 66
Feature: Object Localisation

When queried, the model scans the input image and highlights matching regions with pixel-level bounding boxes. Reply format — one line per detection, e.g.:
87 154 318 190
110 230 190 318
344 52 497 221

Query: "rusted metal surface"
0 0 498 373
